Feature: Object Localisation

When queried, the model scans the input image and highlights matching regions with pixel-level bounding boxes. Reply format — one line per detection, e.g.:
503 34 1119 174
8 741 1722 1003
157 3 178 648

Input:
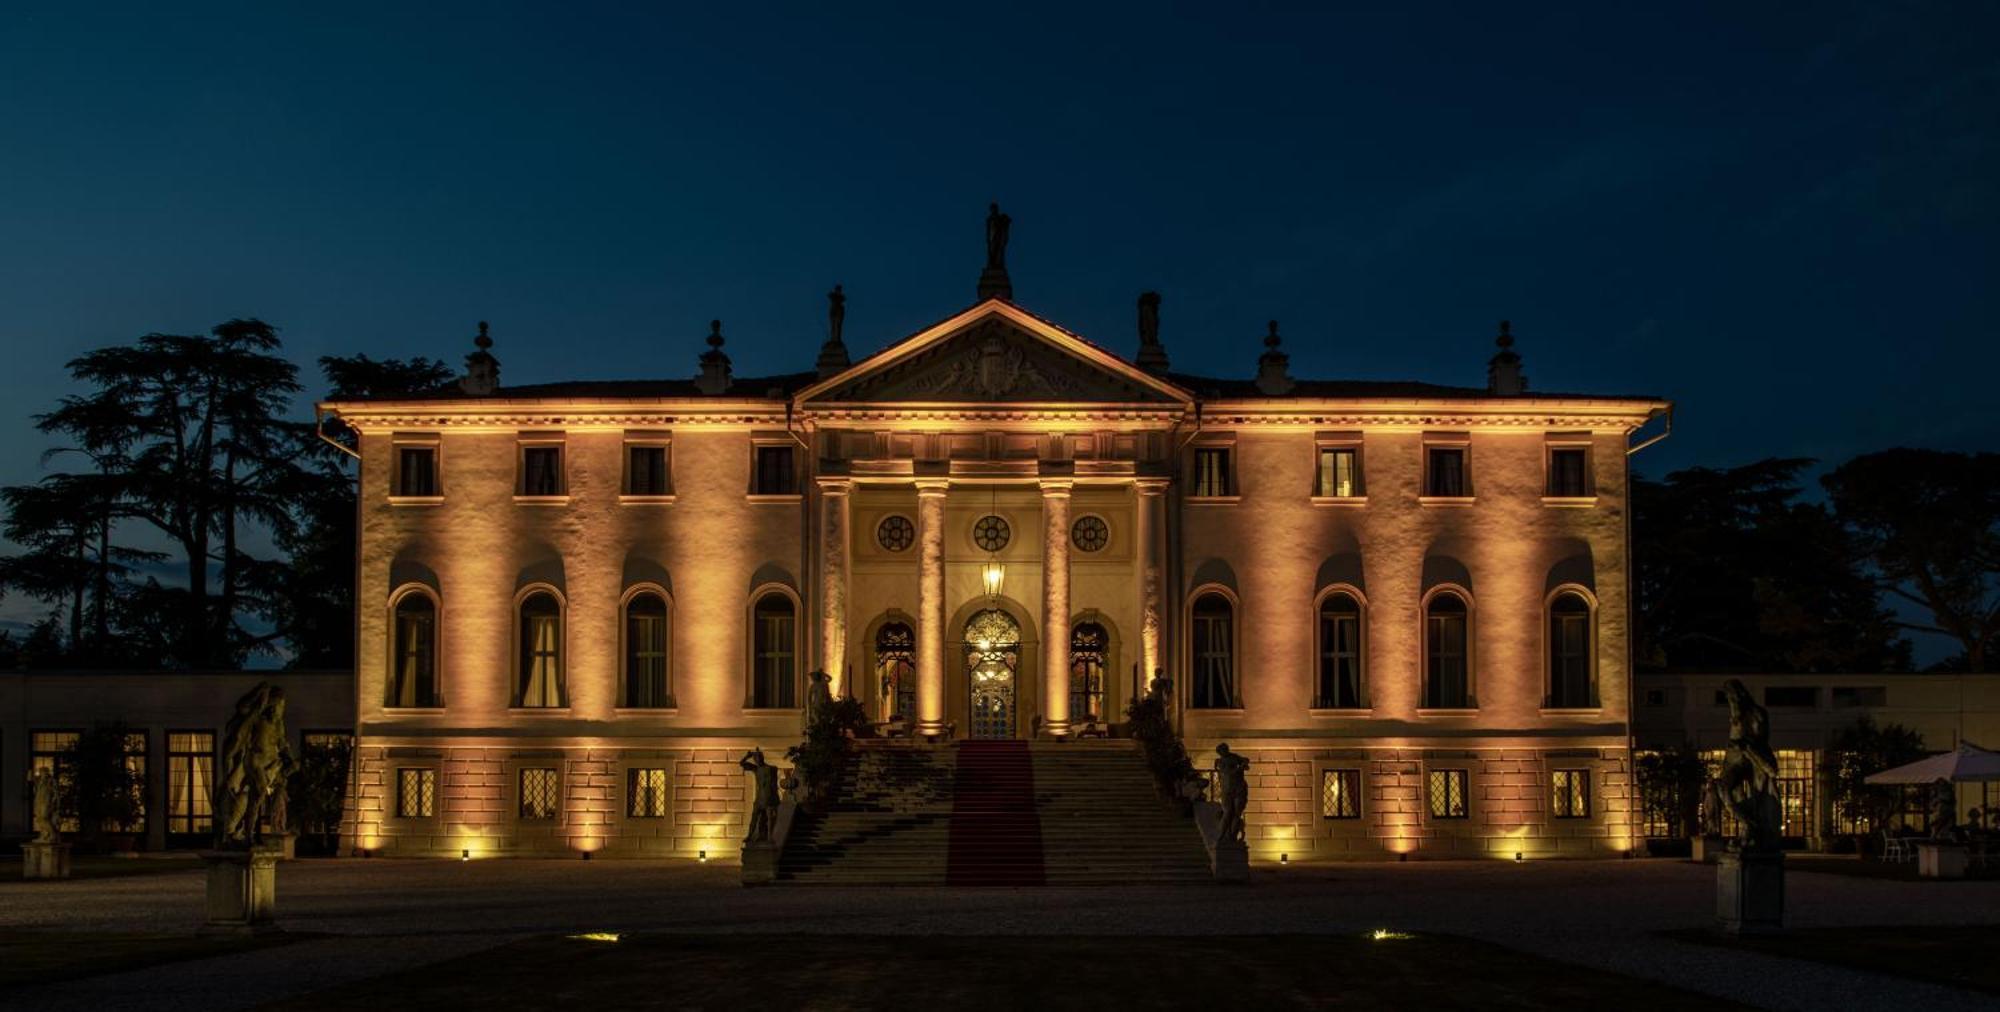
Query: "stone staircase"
775 739 1210 885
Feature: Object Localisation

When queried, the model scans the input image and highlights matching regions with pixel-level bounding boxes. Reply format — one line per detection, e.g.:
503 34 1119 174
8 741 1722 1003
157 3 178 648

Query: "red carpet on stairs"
945 741 1046 886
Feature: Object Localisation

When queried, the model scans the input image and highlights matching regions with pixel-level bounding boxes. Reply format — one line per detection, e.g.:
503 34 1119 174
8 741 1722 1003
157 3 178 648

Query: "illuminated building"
321 217 1669 860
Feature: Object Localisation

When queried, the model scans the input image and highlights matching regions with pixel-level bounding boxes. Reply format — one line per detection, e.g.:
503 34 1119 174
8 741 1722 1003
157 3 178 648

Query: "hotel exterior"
322 230 1670 862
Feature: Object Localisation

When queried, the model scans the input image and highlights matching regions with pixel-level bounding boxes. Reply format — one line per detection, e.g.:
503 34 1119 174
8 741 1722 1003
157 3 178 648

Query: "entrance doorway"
964 608 1020 739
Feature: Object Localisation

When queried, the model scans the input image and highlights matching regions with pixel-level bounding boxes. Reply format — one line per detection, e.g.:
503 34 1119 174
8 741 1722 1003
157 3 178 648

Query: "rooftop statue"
1708 679 1782 853
29 766 59 844
740 748 781 844
985 202 1011 269
1214 743 1251 845
215 683 295 849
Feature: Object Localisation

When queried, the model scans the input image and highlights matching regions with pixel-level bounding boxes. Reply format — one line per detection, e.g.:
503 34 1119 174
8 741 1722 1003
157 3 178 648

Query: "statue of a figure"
215 683 295 849
29 767 59 844
1707 679 1782 852
984 202 1011 269
1146 673 1172 708
827 284 845 346
804 670 833 727
1214 743 1251 845
740 748 781 844
1929 778 1958 841
1137 291 1161 346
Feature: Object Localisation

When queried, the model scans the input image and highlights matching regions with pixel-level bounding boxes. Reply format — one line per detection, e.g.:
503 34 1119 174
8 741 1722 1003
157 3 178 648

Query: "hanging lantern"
982 559 1006 599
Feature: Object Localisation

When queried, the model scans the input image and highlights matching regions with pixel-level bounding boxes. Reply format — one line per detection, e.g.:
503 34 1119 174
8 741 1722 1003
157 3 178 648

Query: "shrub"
289 737 353 855
1635 746 1709 838
59 722 146 851
1124 695 1195 808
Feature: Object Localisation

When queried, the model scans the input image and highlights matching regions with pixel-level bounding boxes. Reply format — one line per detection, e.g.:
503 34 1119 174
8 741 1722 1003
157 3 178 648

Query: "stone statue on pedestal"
29 767 58 843
215 683 295 849
1708 678 1782 853
1215 743 1251 845
1146 674 1173 709
740 748 781 844
805 670 833 728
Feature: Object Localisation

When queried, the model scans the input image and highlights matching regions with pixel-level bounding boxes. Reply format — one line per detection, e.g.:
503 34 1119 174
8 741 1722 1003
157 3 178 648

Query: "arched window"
388 589 438 708
516 590 566 708
1070 622 1108 723
875 621 915 721
1191 593 1236 709
751 592 797 709
1423 590 1470 709
623 591 670 708
1547 591 1595 708
1316 591 1364 709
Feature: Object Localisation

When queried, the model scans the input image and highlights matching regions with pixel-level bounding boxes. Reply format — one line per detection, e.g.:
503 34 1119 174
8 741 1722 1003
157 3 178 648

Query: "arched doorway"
964 608 1021 739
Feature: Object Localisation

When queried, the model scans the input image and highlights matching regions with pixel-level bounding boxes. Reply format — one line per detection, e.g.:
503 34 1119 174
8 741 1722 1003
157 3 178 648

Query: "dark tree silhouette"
1634 459 1908 672
1824 449 2000 671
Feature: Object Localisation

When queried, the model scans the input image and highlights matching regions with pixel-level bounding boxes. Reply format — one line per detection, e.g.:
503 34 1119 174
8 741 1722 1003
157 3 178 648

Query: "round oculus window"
876 515 914 552
972 514 1011 552
1070 515 1109 552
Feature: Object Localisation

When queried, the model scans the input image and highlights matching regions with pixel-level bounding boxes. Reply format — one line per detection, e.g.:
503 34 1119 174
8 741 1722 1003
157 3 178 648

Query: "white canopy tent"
1864 743 2000 785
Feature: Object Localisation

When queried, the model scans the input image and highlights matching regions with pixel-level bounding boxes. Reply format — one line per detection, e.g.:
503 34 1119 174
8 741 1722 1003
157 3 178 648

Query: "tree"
288 735 354 855
1824 449 2000 672
1635 746 1709 839
1826 716 1928 836
272 354 452 668
0 474 163 664
59 722 147 851
1634 459 1909 672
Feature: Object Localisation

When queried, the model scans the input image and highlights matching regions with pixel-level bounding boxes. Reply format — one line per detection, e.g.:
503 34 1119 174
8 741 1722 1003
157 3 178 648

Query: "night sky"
1 2 1995 618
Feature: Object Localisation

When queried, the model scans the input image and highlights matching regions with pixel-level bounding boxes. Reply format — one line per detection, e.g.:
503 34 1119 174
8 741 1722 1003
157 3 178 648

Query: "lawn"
286 933 1747 1010
0 930 296 988
1671 924 2000 995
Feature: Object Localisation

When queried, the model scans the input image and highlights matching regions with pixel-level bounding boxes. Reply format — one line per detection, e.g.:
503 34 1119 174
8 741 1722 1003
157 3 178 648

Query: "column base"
22 841 71 880
1039 720 1072 739
916 720 950 741
200 848 281 934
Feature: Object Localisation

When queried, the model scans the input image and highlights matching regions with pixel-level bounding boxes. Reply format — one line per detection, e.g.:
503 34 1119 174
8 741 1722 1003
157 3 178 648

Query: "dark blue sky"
1 2 1994 486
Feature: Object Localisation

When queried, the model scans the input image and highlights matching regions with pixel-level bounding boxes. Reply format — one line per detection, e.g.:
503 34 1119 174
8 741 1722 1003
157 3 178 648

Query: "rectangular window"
1831 686 1887 707
1321 769 1362 819
1547 447 1589 497
628 768 670 818
1551 769 1590 818
519 768 560 821
1316 605 1363 708
1316 447 1361 498
1428 769 1468 819
627 445 670 496
1775 749 1815 838
752 445 796 495
520 445 563 496
1192 447 1233 497
1425 447 1467 497
396 768 437 819
395 446 438 497
167 731 216 838
31 730 81 833
752 601 798 709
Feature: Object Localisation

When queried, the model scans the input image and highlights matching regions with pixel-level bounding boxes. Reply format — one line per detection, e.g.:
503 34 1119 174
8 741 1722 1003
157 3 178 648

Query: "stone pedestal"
22 841 71 880
742 842 779 885
1210 839 1248 883
1690 835 1725 864
1915 841 1969 879
201 848 280 933
1715 851 1784 935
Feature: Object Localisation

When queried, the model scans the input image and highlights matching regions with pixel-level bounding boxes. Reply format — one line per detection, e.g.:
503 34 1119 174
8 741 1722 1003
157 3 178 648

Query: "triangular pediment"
797 301 1189 405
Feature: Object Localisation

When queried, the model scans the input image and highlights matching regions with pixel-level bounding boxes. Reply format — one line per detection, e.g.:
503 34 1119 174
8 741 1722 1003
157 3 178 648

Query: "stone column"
816 476 852 695
1040 478 1074 737
1135 477 1168 698
914 478 949 738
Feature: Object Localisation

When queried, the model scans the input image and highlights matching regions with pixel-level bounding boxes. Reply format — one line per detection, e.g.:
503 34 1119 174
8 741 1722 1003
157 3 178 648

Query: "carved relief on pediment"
814 320 1170 403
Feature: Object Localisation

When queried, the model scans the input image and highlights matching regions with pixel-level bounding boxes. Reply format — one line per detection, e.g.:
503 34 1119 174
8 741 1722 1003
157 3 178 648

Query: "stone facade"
324 292 1667 862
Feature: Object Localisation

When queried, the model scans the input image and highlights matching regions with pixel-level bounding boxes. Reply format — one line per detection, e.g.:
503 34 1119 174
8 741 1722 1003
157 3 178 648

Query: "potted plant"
59 722 147 855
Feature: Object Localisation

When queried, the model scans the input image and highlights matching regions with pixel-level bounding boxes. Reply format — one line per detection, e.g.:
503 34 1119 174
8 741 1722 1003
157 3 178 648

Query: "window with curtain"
516 591 566 708
1547 592 1594 708
1425 447 1467 497
627 444 670 495
752 445 796 495
1192 448 1233 497
389 591 438 708
1316 592 1364 708
519 768 560 821
628 768 669 818
1424 592 1470 708
751 593 797 708
395 446 437 496
875 622 916 721
624 592 670 708
397 768 436 818
520 445 563 496
1191 593 1236 709
1428 769 1468 819
1316 447 1361 497
1070 622 1108 723
166 731 216 840
1551 769 1591 818
1547 447 1589 496
1321 769 1361 819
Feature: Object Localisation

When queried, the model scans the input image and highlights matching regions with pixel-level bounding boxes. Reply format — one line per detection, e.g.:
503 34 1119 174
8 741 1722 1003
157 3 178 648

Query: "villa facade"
323 234 1669 862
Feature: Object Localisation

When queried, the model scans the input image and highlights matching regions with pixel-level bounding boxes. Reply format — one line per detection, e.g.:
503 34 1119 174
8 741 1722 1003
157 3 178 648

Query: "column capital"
914 477 950 496
816 475 853 494
1038 477 1075 497
1134 476 1171 496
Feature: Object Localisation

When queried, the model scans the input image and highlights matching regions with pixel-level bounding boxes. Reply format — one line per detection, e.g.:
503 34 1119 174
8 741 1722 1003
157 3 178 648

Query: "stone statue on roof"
985 202 1011 269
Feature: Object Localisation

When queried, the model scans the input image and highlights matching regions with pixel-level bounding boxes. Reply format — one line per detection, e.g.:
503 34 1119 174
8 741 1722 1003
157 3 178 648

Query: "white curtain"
523 614 563 707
